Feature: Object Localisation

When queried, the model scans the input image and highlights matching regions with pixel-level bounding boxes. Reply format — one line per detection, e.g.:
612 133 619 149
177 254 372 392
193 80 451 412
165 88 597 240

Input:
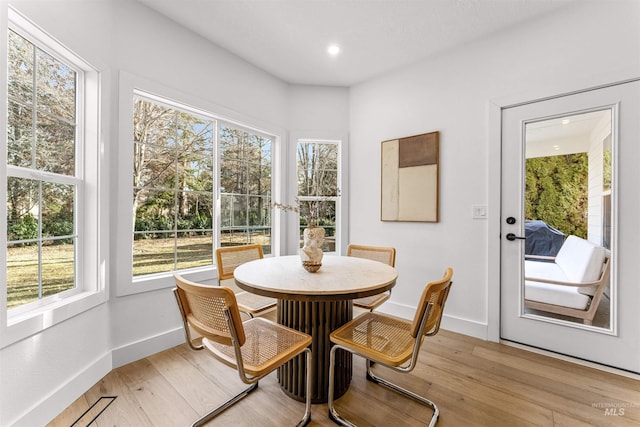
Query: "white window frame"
286 133 348 255
116 73 284 296
1 7 106 348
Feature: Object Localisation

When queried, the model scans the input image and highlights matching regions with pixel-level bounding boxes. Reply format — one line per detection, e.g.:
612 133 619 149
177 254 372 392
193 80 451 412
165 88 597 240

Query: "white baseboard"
112 327 185 368
11 352 112 427
378 300 489 340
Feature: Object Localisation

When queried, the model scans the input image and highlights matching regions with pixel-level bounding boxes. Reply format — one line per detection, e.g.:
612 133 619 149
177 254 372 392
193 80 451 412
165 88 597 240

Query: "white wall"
349 0 640 338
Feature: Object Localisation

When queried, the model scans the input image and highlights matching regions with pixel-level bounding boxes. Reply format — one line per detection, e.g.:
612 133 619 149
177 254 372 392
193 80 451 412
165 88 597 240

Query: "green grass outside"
7 243 75 308
7 233 273 308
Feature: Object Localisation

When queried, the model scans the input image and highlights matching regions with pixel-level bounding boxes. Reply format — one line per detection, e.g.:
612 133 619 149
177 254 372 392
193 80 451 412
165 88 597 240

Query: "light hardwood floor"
49 328 640 426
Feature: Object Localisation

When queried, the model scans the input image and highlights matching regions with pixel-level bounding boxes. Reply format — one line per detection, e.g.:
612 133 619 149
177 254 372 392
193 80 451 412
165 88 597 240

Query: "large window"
132 94 273 278
297 139 340 252
3 8 102 329
6 28 79 309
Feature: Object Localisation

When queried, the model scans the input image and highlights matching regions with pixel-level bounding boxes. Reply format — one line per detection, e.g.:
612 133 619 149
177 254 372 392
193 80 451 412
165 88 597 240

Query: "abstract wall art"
381 131 439 222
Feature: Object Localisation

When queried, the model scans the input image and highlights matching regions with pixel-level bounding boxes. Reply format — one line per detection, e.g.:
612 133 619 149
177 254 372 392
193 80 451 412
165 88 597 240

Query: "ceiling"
137 0 576 87
526 109 611 158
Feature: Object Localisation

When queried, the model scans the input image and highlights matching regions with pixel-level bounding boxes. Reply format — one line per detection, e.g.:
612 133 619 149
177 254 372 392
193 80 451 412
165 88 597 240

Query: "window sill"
117 266 217 297
1 289 107 349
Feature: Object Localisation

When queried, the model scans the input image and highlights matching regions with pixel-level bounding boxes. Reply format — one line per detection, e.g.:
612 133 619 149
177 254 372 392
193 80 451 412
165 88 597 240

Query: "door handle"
506 233 526 241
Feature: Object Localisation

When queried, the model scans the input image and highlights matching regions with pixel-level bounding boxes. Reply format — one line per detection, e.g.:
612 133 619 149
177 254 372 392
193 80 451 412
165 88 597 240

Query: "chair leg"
367 364 439 427
296 348 313 427
329 345 439 427
328 345 356 427
191 382 258 427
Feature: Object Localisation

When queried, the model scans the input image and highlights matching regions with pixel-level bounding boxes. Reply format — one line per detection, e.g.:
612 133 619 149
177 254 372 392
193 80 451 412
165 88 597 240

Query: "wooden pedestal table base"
277 300 353 403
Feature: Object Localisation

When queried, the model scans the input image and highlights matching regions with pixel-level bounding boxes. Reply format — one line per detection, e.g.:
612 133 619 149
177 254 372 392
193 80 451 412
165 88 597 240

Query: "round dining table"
234 254 397 403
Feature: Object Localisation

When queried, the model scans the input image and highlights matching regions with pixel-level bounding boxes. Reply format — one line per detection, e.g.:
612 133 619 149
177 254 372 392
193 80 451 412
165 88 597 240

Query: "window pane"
176 112 214 156
6 243 39 308
134 189 175 233
134 142 176 190
220 125 272 249
36 112 75 175
296 139 340 251
219 227 270 253
7 101 33 168
7 177 39 242
7 30 34 105
318 170 338 196
42 239 75 297
176 191 213 231
133 232 175 277
219 126 243 159
229 194 247 227
248 195 269 226
176 231 213 270
247 160 271 196
42 182 74 239
36 47 76 121
220 159 246 194
133 99 175 146
297 142 338 197
220 194 232 228
177 153 213 192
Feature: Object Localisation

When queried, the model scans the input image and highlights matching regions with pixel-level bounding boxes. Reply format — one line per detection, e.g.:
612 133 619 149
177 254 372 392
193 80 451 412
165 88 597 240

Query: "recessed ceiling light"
561 119 571 125
327 44 340 56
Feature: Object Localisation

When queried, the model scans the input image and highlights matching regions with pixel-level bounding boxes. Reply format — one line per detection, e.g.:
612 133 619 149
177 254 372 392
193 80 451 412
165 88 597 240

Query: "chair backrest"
410 268 453 338
174 273 246 346
216 244 264 281
347 244 396 267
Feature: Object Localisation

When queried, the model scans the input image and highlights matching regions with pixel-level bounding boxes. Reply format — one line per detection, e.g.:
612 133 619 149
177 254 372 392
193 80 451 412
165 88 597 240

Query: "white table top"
234 255 397 301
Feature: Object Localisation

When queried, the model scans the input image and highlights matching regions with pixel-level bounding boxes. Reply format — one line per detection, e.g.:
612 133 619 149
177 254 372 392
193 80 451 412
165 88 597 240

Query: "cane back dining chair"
216 244 277 317
328 267 453 427
173 273 313 427
347 244 396 311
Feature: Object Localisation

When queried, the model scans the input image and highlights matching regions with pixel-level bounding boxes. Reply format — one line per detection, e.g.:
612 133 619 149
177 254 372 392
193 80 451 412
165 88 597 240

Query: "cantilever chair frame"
215 244 277 318
327 268 453 427
173 273 312 427
347 244 397 311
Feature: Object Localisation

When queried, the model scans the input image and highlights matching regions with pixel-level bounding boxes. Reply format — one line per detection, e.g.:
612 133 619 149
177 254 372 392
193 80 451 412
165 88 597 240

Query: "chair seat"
204 317 312 377
353 291 391 310
236 291 277 315
331 312 413 366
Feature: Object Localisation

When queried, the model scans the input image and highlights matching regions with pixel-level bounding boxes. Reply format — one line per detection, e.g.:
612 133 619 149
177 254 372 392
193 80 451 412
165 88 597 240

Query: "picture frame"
381 131 439 222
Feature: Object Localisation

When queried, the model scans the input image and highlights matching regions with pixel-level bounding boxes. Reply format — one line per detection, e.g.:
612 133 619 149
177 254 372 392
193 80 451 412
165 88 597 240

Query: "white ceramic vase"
300 225 324 272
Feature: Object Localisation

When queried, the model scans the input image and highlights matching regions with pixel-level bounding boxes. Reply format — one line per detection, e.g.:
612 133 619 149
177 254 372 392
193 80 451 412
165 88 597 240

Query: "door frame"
486 74 640 344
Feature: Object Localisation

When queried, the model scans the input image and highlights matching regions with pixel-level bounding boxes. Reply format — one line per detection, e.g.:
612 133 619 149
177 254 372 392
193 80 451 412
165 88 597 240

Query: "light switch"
472 205 487 219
